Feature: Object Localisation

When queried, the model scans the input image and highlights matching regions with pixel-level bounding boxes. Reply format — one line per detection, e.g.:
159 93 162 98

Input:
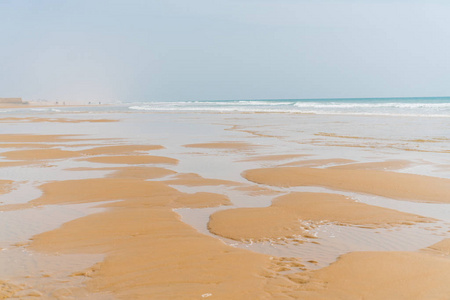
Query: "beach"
0 100 449 299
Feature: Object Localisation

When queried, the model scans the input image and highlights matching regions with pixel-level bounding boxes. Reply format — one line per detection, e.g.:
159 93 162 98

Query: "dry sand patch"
0 161 33 168
233 185 281 196
0 280 24 299
0 134 87 143
0 143 56 149
208 192 432 242
1 149 80 161
0 180 13 195
80 145 164 156
30 207 295 299
286 246 450 299
427 238 450 255
330 159 412 171
243 167 450 203
280 158 355 167
26 177 300 299
31 178 178 205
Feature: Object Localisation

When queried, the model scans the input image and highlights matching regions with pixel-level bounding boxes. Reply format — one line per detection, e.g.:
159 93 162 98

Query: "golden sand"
286 247 450 299
329 159 412 170
208 192 432 241
2 128 449 299
427 238 450 255
243 167 450 203
0 143 56 149
279 158 355 167
0 161 33 168
232 185 281 196
1 149 79 161
31 178 178 205
27 177 298 299
0 280 24 299
79 145 164 155
0 134 85 143
81 155 178 165
0 180 13 195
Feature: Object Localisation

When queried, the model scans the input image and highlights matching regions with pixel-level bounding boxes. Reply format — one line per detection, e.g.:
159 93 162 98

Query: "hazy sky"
1 0 450 102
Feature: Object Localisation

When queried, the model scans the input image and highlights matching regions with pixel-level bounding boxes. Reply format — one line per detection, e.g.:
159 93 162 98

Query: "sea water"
127 97 450 117
0 97 449 271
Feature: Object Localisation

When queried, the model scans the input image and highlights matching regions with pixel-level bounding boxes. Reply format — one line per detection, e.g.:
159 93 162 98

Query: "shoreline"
0 108 449 298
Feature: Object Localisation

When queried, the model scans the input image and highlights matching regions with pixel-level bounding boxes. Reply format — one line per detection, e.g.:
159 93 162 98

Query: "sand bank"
26 177 300 299
280 158 355 167
1 149 79 161
233 185 281 196
0 180 13 195
243 167 450 203
0 280 24 298
0 161 32 168
329 159 412 170
0 134 87 143
286 244 450 299
32 178 178 205
427 238 450 255
208 192 432 241
0 143 57 149
79 145 164 155
2 110 449 299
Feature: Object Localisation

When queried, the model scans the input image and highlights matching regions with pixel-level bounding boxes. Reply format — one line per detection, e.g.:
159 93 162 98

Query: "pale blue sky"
1 0 450 102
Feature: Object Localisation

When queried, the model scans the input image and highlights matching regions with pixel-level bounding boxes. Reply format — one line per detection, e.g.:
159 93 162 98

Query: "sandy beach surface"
0 104 449 299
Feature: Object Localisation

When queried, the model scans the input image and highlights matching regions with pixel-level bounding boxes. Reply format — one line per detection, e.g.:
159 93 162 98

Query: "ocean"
127 97 450 117
2 97 449 118
1 95 449 285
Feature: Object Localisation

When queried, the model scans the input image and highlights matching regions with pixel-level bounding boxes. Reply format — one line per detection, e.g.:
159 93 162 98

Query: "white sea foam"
127 98 450 117
293 102 450 109
31 108 50 111
128 105 292 113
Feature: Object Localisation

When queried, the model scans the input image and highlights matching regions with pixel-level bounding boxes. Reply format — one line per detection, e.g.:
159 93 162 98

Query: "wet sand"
81 155 179 165
209 192 433 242
243 167 450 203
183 141 257 150
0 117 118 123
0 110 449 299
